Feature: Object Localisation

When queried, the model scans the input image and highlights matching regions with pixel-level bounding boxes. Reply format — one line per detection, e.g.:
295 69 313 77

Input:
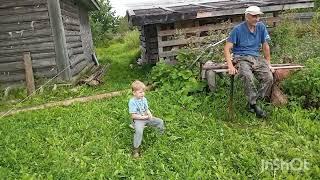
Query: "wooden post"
23 52 35 95
47 0 71 81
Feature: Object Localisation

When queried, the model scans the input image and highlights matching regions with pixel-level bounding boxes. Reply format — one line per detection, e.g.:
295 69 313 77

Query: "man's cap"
245 6 264 15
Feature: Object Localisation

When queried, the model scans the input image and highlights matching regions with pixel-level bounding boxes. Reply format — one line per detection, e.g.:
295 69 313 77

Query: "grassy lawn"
0 29 319 178
0 89 319 178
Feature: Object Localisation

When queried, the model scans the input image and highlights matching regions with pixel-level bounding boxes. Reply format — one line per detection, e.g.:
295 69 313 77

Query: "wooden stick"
0 90 128 118
23 52 35 95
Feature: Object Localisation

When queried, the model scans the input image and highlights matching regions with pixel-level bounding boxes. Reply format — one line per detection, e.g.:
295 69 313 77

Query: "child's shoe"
132 148 140 158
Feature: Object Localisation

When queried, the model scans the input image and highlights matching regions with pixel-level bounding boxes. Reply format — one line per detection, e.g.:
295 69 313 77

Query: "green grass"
0 30 150 112
0 90 319 178
0 27 319 178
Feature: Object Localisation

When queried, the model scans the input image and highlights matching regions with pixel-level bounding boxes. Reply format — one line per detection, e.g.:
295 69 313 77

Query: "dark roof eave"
79 0 100 11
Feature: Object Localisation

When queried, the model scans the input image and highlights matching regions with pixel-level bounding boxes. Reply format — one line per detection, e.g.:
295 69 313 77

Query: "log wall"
0 0 57 85
60 0 92 77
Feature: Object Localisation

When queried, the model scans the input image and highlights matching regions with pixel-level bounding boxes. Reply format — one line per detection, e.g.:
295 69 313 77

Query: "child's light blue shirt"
128 97 149 115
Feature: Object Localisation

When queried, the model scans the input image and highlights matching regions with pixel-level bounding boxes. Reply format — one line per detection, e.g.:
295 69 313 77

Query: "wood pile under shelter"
127 0 314 64
0 0 100 88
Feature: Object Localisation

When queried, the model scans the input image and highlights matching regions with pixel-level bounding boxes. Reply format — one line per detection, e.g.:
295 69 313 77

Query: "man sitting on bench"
224 6 274 118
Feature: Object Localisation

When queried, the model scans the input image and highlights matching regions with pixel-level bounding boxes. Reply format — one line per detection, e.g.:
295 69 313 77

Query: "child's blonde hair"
131 80 146 92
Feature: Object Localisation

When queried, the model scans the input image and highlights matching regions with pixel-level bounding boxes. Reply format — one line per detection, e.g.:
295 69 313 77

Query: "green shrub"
283 58 320 109
150 50 207 109
123 30 140 50
271 13 320 64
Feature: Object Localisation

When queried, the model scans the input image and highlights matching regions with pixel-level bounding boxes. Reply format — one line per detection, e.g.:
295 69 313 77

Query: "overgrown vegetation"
89 0 119 46
0 5 319 179
284 58 320 109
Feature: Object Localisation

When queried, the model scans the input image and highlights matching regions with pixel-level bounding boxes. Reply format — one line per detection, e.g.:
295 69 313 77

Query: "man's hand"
228 64 238 75
268 64 275 73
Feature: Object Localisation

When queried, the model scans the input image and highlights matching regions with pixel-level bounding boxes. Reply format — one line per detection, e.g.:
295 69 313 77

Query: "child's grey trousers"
133 117 164 148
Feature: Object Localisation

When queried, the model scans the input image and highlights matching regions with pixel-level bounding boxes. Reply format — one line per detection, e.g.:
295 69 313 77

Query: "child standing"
128 80 165 158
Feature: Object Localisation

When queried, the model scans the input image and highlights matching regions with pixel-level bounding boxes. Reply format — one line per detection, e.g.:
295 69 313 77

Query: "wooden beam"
191 3 218 9
159 6 176 13
158 23 236 37
23 52 35 95
0 58 56 72
159 36 207 48
127 9 135 16
47 0 71 80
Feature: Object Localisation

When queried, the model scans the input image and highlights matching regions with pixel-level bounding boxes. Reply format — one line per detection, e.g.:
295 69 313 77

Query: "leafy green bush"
150 51 207 109
123 30 140 50
90 0 119 46
283 58 320 109
271 12 320 64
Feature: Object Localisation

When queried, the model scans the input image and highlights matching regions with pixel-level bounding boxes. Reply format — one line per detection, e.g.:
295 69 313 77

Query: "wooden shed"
0 0 99 87
127 0 314 64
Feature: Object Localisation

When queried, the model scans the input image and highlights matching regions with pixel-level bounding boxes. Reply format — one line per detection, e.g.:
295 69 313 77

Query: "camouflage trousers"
234 55 273 105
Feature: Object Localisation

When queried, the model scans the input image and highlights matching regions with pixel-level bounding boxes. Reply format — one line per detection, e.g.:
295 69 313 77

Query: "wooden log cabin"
0 0 99 88
127 0 314 64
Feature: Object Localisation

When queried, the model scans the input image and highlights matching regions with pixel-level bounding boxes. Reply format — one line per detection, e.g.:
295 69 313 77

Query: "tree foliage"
89 0 119 45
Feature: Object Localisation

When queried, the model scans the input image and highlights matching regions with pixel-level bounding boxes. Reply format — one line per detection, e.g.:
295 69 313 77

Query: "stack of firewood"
78 65 107 86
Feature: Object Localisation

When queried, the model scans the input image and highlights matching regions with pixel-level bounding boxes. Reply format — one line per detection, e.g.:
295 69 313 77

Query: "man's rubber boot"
247 103 255 113
250 104 267 118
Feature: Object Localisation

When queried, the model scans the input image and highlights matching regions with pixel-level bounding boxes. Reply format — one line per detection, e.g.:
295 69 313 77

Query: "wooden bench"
201 61 304 106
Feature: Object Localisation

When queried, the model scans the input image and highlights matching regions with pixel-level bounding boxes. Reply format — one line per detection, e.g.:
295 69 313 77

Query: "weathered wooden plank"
61 9 79 19
156 25 163 56
0 42 55 55
158 23 235 37
23 52 36 95
69 54 88 68
65 30 81 36
0 4 48 16
67 42 83 49
158 6 177 13
0 0 47 9
0 21 51 33
0 37 54 48
71 58 89 76
0 52 55 63
66 36 81 42
0 29 52 41
0 67 58 82
63 16 80 26
68 47 84 57
159 36 207 48
261 17 282 26
0 58 56 72
61 1 79 14
62 0 78 8
64 24 81 31
0 11 49 24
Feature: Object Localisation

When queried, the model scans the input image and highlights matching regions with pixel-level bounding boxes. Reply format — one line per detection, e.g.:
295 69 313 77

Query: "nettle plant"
283 58 320 109
150 27 230 109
